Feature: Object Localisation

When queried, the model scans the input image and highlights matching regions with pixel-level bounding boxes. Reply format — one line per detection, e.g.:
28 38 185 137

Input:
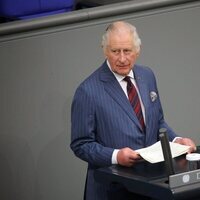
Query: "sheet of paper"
136 141 190 163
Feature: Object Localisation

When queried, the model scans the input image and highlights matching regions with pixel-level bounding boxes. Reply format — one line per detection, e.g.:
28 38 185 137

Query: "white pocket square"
150 91 157 102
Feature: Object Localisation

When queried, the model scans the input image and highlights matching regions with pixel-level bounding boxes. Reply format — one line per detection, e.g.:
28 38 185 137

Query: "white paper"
136 141 190 163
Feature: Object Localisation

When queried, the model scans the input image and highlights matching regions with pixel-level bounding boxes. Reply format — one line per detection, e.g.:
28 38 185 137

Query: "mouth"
117 65 129 69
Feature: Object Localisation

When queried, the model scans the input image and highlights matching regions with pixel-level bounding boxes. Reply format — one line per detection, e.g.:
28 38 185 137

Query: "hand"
174 137 196 153
117 147 141 167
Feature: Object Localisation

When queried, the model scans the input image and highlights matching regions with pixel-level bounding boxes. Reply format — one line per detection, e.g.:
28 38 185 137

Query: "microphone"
159 128 175 176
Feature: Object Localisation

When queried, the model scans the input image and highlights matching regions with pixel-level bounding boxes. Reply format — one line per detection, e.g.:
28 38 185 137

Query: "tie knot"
124 76 132 87
124 76 131 82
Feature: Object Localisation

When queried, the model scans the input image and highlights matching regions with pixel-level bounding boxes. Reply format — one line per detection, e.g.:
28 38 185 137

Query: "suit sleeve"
70 85 114 167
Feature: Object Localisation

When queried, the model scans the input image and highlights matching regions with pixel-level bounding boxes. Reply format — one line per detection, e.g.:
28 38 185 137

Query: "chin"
118 70 130 76
117 72 129 76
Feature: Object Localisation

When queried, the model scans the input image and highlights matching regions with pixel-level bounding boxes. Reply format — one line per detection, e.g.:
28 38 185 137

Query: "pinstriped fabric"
70 61 177 200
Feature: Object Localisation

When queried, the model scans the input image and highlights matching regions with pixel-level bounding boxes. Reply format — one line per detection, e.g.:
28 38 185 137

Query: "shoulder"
74 63 106 96
80 66 103 86
134 64 155 78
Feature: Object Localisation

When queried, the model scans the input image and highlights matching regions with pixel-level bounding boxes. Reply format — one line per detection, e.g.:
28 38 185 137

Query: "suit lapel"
133 66 151 132
134 69 149 111
99 63 142 129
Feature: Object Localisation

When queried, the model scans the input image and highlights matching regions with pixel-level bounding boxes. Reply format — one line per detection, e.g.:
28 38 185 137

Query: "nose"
119 51 126 63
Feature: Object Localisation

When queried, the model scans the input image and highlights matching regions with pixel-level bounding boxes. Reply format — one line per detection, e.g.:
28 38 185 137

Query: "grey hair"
102 21 141 53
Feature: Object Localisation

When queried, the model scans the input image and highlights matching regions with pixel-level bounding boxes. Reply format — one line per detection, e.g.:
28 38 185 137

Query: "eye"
123 49 132 54
111 49 120 55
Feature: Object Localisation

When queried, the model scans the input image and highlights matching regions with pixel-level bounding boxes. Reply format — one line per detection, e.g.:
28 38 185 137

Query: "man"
70 21 196 200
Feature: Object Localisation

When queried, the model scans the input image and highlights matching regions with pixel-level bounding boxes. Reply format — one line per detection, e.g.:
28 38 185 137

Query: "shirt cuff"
112 149 120 164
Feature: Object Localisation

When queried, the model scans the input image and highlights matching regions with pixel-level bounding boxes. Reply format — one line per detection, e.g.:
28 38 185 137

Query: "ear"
135 52 140 59
102 46 108 58
136 47 141 58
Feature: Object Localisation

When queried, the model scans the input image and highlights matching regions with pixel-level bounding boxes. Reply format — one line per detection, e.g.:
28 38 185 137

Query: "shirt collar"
106 60 135 82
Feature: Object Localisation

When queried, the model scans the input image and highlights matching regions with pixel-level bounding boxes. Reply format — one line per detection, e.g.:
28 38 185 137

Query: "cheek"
130 54 137 61
110 61 117 71
128 56 137 65
108 56 117 65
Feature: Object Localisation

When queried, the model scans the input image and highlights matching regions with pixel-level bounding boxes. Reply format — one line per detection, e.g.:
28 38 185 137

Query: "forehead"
107 31 134 48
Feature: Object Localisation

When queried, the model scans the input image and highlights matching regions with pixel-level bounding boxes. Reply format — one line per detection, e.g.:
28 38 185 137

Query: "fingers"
188 144 197 153
182 138 196 153
117 147 141 167
175 137 197 153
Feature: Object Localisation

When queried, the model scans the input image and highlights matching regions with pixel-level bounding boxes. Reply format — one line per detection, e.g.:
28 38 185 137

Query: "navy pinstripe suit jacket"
70 61 177 200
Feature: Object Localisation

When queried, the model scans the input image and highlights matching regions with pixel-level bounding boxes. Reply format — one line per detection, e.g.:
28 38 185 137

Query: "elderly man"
70 21 196 200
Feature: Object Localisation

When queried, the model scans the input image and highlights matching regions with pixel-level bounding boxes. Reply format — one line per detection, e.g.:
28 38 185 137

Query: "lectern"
94 147 200 200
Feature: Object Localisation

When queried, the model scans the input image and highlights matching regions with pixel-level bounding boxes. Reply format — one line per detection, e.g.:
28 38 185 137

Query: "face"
104 31 139 76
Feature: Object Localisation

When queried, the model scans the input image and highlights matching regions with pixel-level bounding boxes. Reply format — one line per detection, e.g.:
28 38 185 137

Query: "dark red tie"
124 76 145 131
